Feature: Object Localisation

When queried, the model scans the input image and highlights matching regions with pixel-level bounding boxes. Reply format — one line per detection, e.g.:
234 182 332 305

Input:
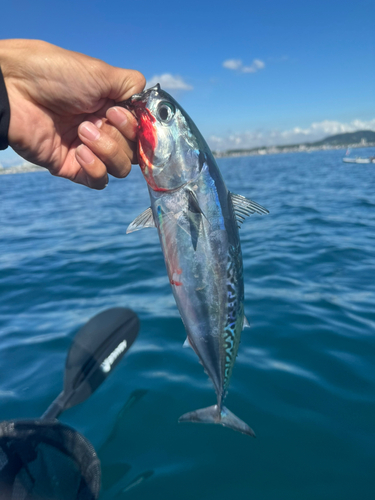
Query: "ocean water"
0 148 374 499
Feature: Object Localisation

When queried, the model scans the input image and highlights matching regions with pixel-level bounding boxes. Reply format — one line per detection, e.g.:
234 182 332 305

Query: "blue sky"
1 0 374 163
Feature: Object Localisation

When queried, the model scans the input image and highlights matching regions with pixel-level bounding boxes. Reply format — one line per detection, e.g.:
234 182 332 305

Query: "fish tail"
178 405 255 437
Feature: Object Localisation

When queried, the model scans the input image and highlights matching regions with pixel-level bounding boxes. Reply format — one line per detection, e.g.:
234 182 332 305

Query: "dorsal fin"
126 207 156 234
230 193 269 228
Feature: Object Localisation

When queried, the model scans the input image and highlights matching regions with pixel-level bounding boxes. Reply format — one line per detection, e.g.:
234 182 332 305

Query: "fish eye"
157 102 175 123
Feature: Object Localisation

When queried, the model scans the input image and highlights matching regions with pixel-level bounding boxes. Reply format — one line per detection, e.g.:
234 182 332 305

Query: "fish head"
122 84 202 191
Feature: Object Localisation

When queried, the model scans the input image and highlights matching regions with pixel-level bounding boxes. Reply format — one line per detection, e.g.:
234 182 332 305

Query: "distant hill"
312 130 375 147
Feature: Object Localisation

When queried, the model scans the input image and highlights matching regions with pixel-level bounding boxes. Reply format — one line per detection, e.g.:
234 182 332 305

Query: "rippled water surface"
1 149 374 499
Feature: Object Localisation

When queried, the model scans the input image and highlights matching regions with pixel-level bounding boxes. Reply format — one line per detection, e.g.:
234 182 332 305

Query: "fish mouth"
118 84 161 111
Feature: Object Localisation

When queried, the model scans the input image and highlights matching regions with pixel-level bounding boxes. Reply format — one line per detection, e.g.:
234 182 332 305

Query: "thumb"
105 66 146 102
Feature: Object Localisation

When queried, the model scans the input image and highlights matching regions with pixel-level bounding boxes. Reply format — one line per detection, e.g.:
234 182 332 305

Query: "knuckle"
127 70 146 94
104 139 121 162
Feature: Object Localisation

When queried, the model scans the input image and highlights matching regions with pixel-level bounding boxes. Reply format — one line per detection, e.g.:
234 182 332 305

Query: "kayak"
342 157 375 164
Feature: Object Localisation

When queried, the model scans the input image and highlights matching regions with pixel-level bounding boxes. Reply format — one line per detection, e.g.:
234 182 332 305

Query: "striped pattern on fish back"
223 243 244 391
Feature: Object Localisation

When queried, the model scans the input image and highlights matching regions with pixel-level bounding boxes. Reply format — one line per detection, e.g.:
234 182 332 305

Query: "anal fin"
243 316 250 329
183 337 191 349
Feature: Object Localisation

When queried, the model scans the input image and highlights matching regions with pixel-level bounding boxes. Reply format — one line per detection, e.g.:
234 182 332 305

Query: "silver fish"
122 85 268 436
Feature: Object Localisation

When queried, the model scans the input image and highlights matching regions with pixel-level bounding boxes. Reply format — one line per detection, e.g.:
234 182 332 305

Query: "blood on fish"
171 279 182 286
137 108 166 192
139 109 156 157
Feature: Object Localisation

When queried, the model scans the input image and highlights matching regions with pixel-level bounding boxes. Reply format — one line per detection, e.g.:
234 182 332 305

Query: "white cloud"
146 74 193 91
223 58 265 74
280 119 375 140
242 59 265 73
223 59 242 70
207 118 375 151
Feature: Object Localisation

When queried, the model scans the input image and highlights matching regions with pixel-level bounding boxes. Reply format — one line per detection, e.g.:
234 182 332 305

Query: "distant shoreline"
0 164 46 175
213 130 375 158
213 142 375 159
1 143 375 175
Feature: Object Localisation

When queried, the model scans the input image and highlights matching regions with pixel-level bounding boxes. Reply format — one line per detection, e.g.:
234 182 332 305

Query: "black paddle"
0 307 140 500
42 307 139 419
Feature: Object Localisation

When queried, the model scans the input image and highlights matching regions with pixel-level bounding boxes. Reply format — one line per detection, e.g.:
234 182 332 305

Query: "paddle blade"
64 307 139 408
46 307 139 418
0 419 101 500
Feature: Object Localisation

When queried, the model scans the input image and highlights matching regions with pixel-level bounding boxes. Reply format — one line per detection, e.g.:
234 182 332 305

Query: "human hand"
0 39 145 189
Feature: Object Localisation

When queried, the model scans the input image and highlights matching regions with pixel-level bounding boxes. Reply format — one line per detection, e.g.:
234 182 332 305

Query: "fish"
121 84 268 437
121 470 154 494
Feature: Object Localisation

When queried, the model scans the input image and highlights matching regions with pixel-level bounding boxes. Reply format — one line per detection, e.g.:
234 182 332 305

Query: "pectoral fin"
230 192 269 228
187 189 206 251
126 207 156 234
187 189 205 217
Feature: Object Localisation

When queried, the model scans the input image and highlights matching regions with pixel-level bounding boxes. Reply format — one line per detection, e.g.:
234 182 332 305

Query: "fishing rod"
0 307 140 500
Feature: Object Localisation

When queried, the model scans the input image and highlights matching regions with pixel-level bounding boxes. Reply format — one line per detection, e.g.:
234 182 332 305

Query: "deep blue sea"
0 148 374 499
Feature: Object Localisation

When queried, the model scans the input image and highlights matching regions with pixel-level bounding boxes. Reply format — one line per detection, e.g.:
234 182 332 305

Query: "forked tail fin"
178 405 255 437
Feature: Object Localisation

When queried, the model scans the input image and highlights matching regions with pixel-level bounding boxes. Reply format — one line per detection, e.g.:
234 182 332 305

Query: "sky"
0 0 374 164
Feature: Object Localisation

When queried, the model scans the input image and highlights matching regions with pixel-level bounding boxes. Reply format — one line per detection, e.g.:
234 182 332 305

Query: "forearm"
0 66 10 150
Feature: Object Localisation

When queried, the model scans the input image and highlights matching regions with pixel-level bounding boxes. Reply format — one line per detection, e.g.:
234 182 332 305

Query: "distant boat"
342 157 375 164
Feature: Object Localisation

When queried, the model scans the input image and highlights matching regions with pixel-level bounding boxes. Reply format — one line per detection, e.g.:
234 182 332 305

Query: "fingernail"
76 144 95 164
92 118 103 129
107 107 128 127
80 122 101 141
